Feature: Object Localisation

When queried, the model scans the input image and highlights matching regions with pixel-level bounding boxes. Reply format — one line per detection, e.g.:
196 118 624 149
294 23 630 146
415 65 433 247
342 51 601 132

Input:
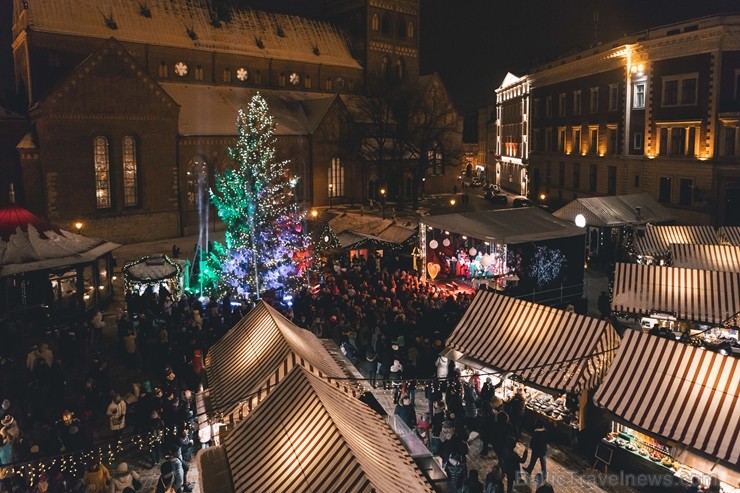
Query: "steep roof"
23 0 361 69
160 83 336 136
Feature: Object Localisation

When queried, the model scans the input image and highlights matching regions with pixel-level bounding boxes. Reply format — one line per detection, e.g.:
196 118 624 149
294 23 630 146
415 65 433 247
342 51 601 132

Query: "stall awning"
612 263 740 324
224 366 434 493
444 291 620 393
593 330 739 465
421 208 584 245
553 193 674 228
718 226 740 246
635 225 718 258
670 244 740 273
204 301 350 418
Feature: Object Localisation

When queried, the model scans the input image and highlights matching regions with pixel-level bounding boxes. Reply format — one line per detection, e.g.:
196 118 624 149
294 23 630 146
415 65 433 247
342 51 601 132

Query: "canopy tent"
421 207 584 244
593 330 739 465
635 225 718 258
204 301 351 421
612 263 740 324
718 226 740 246
213 366 434 493
553 193 673 228
670 244 740 273
0 203 119 277
443 291 620 393
122 254 185 294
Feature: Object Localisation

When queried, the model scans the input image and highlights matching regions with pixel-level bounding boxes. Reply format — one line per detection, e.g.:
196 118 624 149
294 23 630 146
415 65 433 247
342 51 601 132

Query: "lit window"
94 136 111 209
223 68 232 82
573 128 582 153
325 78 332 90
194 65 204 81
382 56 391 82
407 21 414 38
122 136 138 207
633 82 645 109
304 75 312 89
158 62 169 78
186 157 209 210
396 59 405 81
371 13 379 31
329 157 344 196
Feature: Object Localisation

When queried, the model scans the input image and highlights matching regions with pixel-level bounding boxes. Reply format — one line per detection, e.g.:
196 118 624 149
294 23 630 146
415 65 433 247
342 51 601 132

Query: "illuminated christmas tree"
204 94 309 298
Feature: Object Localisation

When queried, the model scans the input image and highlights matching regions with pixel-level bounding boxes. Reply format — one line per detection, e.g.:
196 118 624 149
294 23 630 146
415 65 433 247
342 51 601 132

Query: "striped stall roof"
445 291 620 393
718 226 740 246
636 225 718 258
204 301 348 418
612 263 740 324
593 330 739 465
224 366 434 493
670 244 740 273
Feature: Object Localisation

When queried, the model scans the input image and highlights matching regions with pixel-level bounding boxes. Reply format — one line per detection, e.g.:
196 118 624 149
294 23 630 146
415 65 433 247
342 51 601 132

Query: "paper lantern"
429 239 439 249
427 262 440 279
469 247 477 256
442 238 451 247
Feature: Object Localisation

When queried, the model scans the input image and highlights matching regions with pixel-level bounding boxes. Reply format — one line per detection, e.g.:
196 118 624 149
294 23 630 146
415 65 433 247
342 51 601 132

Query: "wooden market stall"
594 330 739 491
442 290 620 437
635 225 718 264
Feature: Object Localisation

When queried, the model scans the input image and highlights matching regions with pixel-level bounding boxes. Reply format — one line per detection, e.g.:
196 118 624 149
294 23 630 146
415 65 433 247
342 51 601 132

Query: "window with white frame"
633 81 645 109
559 93 566 116
329 157 344 196
94 136 111 209
122 136 138 207
558 128 566 152
607 126 618 155
589 127 598 154
658 126 697 156
608 84 618 111
573 128 582 154
633 132 643 150
573 90 582 115
662 73 698 106
590 87 599 113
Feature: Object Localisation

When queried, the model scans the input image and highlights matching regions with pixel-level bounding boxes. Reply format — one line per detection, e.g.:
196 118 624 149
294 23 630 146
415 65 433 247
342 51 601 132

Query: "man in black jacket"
524 419 549 480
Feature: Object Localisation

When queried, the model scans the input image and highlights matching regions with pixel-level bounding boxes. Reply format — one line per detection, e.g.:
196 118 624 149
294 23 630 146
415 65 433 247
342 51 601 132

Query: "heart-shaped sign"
427 262 440 280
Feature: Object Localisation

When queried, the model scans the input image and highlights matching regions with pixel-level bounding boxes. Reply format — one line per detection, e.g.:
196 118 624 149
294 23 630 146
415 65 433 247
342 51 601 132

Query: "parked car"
483 183 501 193
485 190 508 204
512 196 533 208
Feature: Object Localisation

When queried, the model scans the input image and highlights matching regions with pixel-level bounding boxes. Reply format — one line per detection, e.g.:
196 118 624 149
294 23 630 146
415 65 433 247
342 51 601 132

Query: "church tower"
325 0 420 89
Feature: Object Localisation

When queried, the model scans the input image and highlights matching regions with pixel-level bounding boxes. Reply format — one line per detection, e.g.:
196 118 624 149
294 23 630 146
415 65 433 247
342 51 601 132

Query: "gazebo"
0 191 119 318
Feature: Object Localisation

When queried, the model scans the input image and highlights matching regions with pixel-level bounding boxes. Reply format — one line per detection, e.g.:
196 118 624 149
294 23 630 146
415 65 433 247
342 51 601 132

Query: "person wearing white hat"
389 359 404 404
110 462 142 493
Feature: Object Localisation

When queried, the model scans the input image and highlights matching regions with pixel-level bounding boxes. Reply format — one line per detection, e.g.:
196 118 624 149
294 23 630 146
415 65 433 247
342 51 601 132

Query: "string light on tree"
203 93 311 298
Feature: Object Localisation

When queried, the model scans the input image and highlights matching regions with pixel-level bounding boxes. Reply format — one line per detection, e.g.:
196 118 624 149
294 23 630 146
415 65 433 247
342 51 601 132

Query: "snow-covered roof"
160 83 337 136
24 0 362 69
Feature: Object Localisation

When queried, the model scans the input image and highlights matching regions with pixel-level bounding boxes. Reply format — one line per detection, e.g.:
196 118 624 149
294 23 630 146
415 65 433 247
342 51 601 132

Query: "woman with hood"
110 462 141 493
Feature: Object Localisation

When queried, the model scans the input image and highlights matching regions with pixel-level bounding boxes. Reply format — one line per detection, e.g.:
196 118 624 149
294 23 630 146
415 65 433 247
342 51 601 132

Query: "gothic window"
397 17 407 38
223 68 231 82
371 13 379 31
329 157 344 196
407 21 414 38
158 62 169 78
381 13 391 34
122 136 138 207
194 65 204 81
304 75 312 89
186 157 209 210
94 136 111 209
325 78 332 90
396 59 405 81
382 56 391 82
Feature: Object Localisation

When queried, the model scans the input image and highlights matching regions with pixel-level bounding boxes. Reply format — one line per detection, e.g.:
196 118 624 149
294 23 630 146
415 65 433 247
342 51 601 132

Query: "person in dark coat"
524 420 549 480
444 452 466 492
597 291 611 319
461 468 483 493
492 411 515 459
500 438 527 493
394 396 416 430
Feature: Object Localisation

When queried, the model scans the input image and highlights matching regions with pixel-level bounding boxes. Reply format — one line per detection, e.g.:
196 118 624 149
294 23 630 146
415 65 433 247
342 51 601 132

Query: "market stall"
197 366 435 493
593 330 739 491
553 193 673 260
669 244 740 273
718 226 740 246
122 254 186 297
442 290 620 434
420 208 585 305
612 263 740 351
635 225 718 264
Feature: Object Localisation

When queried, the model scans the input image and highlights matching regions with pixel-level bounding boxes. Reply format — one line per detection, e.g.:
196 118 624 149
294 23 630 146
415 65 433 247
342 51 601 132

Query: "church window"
195 65 204 81
371 13 379 31
381 13 391 34
382 56 391 82
158 62 168 78
407 21 414 38
223 68 231 82
94 136 111 209
396 59 405 81
329 157 344 197
279 73 286 87
122 136 138 207
305 75 312 89
186 157 209 210
325 78 333 90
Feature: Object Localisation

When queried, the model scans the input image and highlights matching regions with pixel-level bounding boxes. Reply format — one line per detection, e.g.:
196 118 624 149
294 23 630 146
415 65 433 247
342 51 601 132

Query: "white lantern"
469 247 477 256
575 214 586 228
429 239 439 249
442 238 451 247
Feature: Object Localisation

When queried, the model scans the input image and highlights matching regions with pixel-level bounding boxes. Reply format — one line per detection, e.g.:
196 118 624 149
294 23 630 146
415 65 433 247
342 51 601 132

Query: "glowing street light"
450 198 457 206
380 188 387 219
539 193 546 201
328 183 333 209
74 222 83 234
310 209 318 219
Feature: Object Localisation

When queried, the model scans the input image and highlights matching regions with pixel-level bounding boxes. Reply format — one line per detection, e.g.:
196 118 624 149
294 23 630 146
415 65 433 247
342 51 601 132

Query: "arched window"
371 13 379 31
407 21 414 38
122 136 138 206
396 59 405 81
381 13 391 34
186 157 209 210
382 56 391 82
158 61 168 78
397 17 407 38
328 157 344 197
94 136 111 209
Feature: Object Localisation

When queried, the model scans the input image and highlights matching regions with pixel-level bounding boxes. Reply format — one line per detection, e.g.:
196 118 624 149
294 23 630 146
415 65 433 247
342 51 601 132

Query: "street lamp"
380 188 386 219
74 222 83 234
450 198 456 207
310 209 318 219
328 184 333 209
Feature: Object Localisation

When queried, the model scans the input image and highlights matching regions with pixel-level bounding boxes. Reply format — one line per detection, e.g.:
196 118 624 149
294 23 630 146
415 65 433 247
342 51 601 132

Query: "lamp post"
74 222 83 235
380 188 386 219
328 183 333 210
450 198 456 208
310 209 318 220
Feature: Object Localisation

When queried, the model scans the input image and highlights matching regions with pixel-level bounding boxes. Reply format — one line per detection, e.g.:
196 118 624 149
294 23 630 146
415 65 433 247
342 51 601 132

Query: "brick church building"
5 0 461 242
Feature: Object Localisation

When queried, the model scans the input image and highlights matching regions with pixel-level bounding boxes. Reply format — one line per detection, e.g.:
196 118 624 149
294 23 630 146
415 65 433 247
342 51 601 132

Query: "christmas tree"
204 94 309 298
